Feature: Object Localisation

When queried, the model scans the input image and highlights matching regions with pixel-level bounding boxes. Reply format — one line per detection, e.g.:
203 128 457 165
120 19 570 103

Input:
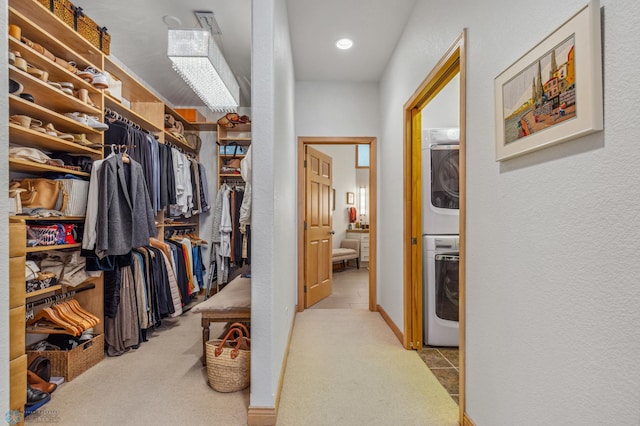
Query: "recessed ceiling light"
163 15 182 28
336 38 353 50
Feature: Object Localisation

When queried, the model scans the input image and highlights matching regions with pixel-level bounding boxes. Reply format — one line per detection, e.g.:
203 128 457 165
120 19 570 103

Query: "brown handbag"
10 178 68 212
225 142 242 169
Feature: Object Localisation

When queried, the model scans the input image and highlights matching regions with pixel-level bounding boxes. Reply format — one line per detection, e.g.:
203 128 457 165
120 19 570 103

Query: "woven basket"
36 0 75 28
206 324 250 392
27 334 104 381
75 10 111 55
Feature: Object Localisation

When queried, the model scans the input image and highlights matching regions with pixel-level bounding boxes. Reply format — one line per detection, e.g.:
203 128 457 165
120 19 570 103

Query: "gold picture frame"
346 192 355 205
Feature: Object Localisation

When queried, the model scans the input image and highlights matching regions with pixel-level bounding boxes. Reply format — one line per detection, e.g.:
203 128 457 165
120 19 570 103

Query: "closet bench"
191 276 251 365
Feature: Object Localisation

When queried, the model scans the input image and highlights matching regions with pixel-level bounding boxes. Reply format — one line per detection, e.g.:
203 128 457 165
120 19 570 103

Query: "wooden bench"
191 276 251 365
332 239 360 269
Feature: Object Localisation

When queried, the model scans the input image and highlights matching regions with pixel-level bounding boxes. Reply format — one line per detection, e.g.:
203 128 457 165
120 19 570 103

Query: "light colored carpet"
26 300 457 425
277 309 458 426
26 308 249 425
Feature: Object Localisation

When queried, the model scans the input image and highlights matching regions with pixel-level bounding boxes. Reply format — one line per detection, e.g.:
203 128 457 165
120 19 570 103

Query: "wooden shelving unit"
8 2 107 419
217 123 251 188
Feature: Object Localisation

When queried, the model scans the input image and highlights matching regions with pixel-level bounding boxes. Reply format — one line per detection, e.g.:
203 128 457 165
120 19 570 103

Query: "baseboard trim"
463 413 476 426
377 304 404 345
247 309 297 426
247 407 277 426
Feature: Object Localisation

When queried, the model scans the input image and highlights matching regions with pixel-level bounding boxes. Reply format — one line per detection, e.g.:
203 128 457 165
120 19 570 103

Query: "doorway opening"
402 31 467 423
297 137 377 312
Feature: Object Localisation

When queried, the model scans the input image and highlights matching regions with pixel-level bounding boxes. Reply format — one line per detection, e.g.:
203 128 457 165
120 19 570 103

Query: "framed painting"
346 192 355 205
494 0 602 161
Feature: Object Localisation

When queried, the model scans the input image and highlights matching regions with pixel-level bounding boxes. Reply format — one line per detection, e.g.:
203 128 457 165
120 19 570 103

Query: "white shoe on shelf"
77 66 109 89
64 112 109 131
64 112 89 126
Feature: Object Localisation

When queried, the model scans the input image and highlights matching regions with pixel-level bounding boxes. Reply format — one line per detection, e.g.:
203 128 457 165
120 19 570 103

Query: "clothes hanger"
51 302 91 330
28 306 82 336
66 299 100 327
120 144 130 164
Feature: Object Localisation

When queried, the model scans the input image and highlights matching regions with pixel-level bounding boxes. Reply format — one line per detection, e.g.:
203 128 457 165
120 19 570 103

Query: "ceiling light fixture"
336 38 354 50
167 28 239 112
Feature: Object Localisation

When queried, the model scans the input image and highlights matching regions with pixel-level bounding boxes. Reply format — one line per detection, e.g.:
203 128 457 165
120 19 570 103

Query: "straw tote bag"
206 323 250 392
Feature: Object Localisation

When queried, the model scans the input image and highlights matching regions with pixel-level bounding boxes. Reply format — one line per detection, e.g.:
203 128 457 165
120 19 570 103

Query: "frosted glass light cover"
168 29 240 112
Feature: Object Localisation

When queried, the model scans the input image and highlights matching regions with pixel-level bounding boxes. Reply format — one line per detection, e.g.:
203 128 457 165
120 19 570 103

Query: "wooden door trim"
297 136 377 312
402 30 468 424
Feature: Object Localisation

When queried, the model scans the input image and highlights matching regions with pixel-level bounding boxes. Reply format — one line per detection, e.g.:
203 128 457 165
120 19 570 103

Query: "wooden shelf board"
9 158 90 177
219 154 247 158
25 243 82 253
25 285 63 299
104 56 162 103
9 4 102 70
218 139 252 147
11 216 85 221
9 124 102 156
164 105 197 131
218 123 252 133
9 66 101 116
9 95 103 136
219 174 244 178
164 131 198 154
190 122 218 132
104 95 163 132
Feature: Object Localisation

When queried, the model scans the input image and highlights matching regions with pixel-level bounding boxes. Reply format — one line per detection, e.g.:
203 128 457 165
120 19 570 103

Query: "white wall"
250 0 297 409
295 81 380 137
312 145 357 248
421 73 460 131
380 0 640 424
0 0 9 417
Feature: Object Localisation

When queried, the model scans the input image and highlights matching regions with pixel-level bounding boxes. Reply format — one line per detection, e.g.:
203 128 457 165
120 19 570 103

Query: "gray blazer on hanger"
96 155 157 257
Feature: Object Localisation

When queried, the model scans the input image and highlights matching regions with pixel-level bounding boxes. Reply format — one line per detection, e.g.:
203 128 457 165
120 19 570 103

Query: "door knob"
329 231 335 235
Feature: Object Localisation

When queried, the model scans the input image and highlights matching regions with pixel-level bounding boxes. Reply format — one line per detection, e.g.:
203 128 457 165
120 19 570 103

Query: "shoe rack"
7 0 211 421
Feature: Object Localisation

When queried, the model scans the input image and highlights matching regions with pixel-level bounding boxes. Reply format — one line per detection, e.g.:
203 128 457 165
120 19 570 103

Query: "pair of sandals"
217 112 251 129
10 114 74 141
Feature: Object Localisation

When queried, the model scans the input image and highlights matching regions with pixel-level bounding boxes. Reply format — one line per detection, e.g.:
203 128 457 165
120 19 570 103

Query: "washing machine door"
434 253 459 322
430 144 459 210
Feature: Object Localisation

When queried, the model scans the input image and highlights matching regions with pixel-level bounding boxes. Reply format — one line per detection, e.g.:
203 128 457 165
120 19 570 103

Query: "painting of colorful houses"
502 35 576 144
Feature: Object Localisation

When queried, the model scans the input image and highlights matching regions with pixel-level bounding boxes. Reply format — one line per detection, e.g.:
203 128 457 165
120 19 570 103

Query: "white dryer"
423 235 459 347
422 128 460 235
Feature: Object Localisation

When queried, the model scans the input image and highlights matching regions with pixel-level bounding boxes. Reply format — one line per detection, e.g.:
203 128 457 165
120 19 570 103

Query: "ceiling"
77 0 416 110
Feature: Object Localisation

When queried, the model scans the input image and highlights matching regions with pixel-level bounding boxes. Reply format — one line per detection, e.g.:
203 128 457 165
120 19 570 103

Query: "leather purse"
225 142 242 169
10 178 68 212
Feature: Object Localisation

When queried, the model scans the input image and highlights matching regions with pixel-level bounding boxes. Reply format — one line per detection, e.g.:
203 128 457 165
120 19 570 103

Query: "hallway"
277 308 458 425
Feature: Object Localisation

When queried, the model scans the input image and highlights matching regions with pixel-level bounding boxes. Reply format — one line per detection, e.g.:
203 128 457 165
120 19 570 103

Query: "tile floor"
310 265 460 404
417 347 460 404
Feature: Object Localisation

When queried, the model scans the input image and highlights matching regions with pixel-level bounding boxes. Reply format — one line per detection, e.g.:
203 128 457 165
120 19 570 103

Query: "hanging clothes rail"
26 283 96 310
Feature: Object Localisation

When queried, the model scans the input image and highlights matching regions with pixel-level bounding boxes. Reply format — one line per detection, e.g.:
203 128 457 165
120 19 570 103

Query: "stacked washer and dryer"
422 128 460 347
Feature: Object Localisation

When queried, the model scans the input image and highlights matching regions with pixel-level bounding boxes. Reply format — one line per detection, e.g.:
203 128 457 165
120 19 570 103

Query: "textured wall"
250 0 297 408
380 0 640 423
295 81 380 137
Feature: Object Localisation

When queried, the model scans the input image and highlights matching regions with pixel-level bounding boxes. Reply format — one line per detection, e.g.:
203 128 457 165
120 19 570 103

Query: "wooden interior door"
304 146 333 307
